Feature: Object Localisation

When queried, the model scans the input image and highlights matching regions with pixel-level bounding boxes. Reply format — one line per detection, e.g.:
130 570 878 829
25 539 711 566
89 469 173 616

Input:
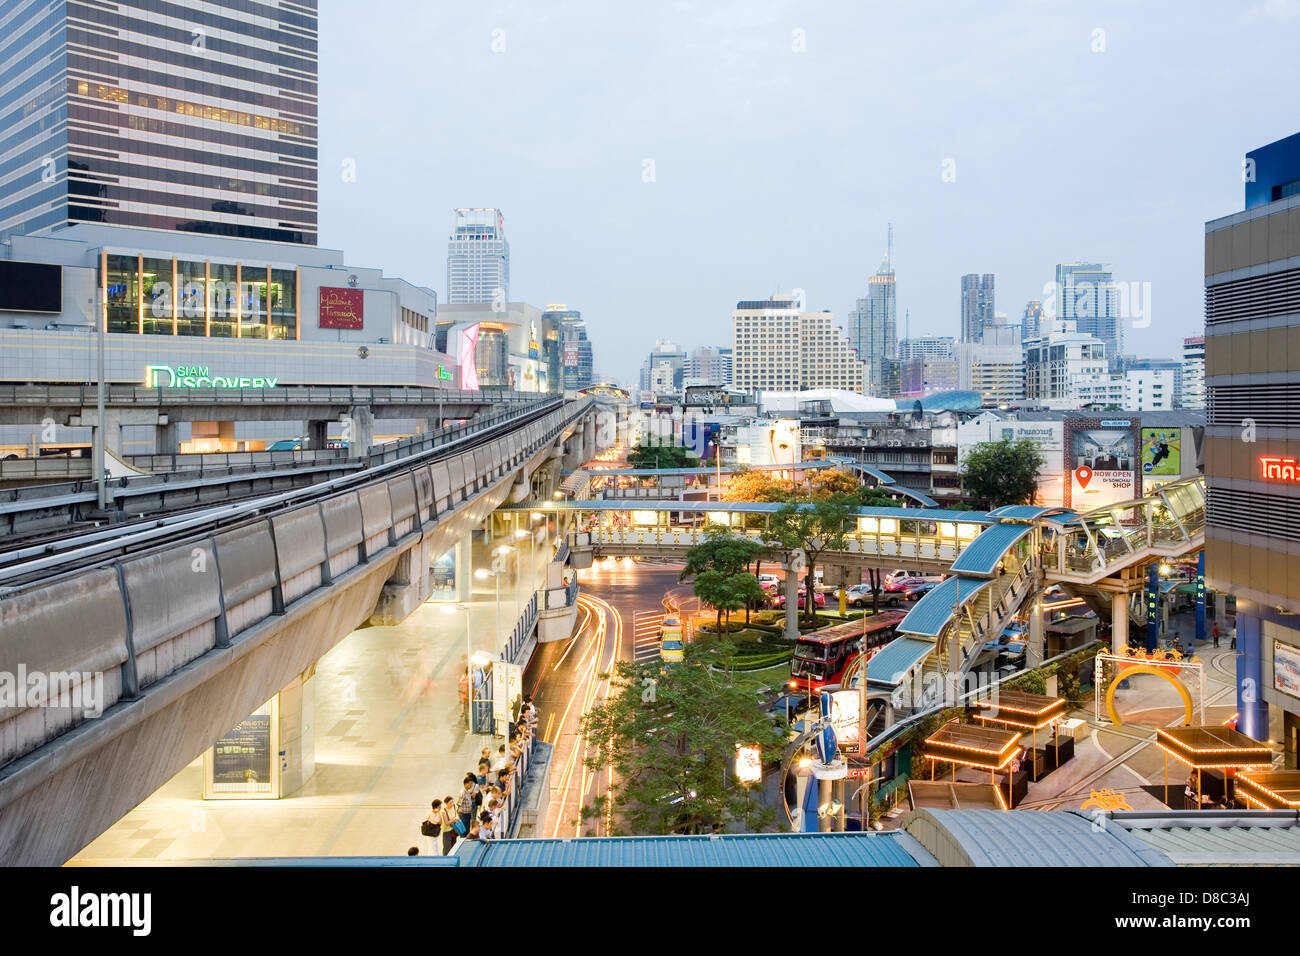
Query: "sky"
317 0 1300 387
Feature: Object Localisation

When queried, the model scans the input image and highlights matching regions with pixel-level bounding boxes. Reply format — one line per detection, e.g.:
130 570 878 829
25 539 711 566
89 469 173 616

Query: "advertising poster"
1275 641 1300 699
1141 427 1181 477
1064 417 1139 510
212 714 271 787
318 286 364 329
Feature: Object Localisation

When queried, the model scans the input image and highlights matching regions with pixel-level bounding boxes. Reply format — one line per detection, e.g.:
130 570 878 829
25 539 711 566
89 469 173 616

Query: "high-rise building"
732 295 865 393
446 208 509 305
1205 130 1300 757
1123 368 1174 410
0 0 319 243
1022 300 1045 342
638 340 688 394
685 346 732 386
954 342 1024 407
1023 330 1109 409
546 304 594 391
847 257 897 395
899 336 955 361
1182 336 1206 409
960 274 995 342
1054 263 1122 359
899 357 959 396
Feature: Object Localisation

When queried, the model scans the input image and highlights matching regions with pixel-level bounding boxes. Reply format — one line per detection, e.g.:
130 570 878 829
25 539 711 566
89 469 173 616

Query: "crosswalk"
633 611 664 664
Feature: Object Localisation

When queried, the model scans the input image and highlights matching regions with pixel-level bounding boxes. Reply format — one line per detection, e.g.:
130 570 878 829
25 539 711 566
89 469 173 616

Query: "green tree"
764 494 854 625
959 437 1046 509
626 442 700 469
805 467 862 500
681 525 767 628
580 641 786 835
859 487 904 509
693 569 768 630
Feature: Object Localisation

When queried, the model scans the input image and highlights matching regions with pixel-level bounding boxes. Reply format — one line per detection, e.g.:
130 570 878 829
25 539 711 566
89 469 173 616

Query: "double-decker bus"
789 610 907 692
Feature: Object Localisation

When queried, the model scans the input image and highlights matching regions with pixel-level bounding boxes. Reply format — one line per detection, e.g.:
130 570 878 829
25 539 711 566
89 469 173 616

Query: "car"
758 574 781 592
773 588 826 610
903 580 942 601
844 583 893 608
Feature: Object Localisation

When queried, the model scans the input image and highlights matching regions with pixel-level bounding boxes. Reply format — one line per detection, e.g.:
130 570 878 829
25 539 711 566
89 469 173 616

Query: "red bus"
789 610 907 692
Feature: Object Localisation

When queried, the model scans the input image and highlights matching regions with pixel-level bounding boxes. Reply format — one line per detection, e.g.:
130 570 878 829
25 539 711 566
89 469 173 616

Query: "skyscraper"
1181 336 1205 409
446 208 509 305
1054 262 1122 358
0 0 318 243
546 304 595 391
1204 130 1300 752
847 257 897 396
732 295 864 393
1022 300 1046 342
960 274 995 342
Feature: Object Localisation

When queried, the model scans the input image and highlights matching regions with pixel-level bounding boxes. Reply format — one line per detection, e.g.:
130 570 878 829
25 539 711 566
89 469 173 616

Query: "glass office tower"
0 0 318 243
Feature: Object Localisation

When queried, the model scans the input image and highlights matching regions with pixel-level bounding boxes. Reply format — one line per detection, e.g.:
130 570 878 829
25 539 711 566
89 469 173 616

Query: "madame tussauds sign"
144 365 278 388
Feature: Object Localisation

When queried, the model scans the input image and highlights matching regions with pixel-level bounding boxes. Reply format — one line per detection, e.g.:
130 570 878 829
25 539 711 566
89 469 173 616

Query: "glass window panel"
269 268 296 339
241 269 268 339
208 262 238 337
140 257 173 334
105 254 138 333
176 260 206 335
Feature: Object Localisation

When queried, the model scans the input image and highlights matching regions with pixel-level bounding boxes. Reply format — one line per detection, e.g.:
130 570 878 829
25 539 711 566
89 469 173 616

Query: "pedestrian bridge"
0 396 604 865
562 456 939 507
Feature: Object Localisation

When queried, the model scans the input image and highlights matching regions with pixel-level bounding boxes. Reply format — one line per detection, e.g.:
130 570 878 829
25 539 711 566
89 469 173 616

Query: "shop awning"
924 719 1021 772
972 691 1068 730
1154 726 1273 770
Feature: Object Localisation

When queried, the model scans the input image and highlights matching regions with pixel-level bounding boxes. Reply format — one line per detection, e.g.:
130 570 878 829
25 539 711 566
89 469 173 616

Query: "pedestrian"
1213 622 1221 648
491 745 508 773
441 793 460 855
421 799 443 856
407 846 419 856
457 670 469 728
1172 633 1183 656
476 761 490 788
456 779 475 834
1230 623 1237 649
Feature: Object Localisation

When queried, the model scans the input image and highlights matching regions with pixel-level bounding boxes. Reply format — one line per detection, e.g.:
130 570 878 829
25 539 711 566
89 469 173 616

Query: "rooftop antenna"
887 222 893 264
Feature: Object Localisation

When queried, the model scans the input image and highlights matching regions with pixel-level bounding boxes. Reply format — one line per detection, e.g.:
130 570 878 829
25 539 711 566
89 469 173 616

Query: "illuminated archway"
1104 664 1194 727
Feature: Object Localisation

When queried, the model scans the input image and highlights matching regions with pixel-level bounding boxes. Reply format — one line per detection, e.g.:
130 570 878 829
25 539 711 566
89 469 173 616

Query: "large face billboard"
1141 427 1181 477
1064 417 1140 510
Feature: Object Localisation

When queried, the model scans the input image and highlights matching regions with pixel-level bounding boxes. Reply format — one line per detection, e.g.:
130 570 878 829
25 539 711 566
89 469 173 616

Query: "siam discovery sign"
144 365 278 388
1260 456 1300 482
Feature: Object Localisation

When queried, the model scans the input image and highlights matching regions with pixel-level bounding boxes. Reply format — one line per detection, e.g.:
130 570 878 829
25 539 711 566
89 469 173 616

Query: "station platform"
69 532 557 864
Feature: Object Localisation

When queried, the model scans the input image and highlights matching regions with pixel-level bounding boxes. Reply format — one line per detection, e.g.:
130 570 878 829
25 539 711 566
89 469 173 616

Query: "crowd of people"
413 695 539 856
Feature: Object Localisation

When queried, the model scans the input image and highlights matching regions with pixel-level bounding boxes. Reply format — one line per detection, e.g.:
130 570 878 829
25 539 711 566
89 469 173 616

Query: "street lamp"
475 566 503 654
440 602 473 733
515 527 535 605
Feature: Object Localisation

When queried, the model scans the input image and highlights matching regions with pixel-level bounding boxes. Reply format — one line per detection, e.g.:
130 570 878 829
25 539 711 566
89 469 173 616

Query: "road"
523 557 693 837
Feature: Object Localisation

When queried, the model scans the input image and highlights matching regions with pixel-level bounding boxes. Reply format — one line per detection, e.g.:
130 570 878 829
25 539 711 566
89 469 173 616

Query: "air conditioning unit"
885 439 902 447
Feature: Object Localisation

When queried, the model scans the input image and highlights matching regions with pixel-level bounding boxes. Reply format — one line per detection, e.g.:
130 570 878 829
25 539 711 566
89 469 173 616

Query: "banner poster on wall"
1064 416 1141 510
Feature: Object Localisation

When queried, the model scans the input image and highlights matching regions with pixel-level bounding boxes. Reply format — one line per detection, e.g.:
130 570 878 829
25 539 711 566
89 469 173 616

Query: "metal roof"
865 636 934 687
905 809 1173 867
1110 811 1300 865
948 523 1033 575
985 505 1077 521
453 830 937 867
898 576 992 637
578 460 841 477
502 500 994 522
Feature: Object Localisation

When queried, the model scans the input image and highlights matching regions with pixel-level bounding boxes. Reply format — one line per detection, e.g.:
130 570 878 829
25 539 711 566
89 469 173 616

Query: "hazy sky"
318 1 1300 386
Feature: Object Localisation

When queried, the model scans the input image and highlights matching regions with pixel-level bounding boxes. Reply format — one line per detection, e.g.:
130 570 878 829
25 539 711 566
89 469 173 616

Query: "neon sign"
144 365 278 388
1260 456 1300 481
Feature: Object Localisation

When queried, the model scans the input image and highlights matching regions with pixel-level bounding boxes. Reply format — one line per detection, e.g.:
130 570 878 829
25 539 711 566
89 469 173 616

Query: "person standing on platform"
1213 622 1221 648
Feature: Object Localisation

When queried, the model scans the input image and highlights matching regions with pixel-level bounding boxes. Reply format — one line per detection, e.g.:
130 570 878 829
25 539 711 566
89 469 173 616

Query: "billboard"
318 286 364 329
1275 641 1300 699
1141 427 1181 477
459 324 480 391
1064 416 1139 510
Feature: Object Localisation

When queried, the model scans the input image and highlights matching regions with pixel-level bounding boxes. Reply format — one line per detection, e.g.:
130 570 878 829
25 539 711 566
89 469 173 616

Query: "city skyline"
315 1 1296 386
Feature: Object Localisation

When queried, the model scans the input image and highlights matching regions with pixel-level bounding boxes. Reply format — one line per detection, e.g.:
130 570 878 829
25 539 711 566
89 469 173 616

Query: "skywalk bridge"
513 475 1206 716
0 395 605 865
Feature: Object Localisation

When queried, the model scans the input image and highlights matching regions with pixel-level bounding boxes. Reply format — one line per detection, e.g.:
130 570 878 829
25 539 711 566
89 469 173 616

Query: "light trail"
548 596 607 837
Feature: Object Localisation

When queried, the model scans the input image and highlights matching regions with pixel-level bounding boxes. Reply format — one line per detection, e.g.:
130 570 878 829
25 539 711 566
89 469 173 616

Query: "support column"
370 536 432 625
1236 612 1269 743
455 533 473 602
346 405 374 454
305 420 329 451
154 417 179 455
277 667 316 795
1028 596 1044 667
1110 591 1129 656
783 562 801 642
